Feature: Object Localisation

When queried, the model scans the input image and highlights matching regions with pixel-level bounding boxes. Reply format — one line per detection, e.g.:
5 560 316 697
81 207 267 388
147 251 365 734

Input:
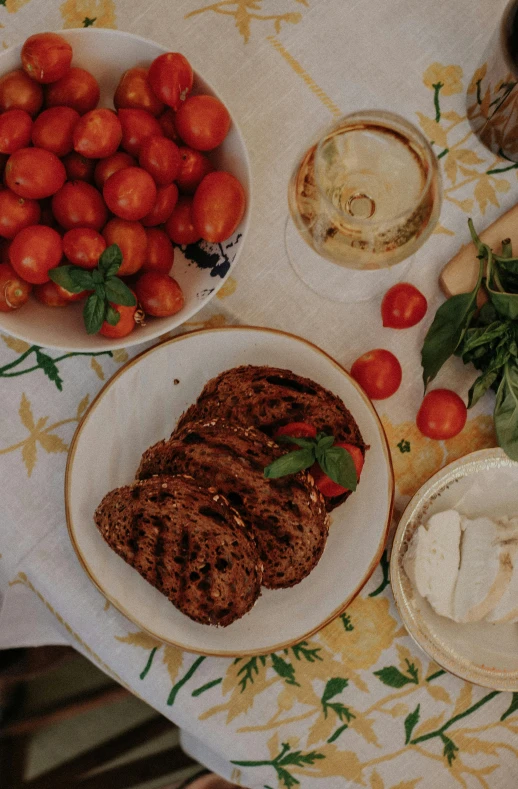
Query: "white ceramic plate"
391 448 518 690
66 327 394 656
0 29 251 351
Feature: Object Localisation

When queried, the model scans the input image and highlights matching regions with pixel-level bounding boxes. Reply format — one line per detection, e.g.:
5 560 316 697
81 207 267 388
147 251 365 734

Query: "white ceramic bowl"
66 327 394 656
391 448 518 690
0 29 251 351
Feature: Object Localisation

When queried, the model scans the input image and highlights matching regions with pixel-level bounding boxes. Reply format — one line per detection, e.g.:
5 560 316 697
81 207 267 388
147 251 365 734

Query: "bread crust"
177 365 366 509
94 474 262 626
137 420 329 589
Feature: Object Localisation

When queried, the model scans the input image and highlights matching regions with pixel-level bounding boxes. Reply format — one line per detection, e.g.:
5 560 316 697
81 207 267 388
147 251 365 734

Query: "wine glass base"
285 217 412 303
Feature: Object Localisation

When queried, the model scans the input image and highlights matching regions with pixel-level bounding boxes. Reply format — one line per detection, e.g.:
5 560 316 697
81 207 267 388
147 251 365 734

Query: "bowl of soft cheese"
391 448 518 690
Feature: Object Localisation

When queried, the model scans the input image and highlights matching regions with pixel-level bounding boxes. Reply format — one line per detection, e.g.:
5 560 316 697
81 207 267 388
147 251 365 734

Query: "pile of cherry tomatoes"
0 31 246 339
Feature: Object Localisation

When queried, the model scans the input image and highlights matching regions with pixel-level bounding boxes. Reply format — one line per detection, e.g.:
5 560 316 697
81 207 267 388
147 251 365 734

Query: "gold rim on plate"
65 325 394 656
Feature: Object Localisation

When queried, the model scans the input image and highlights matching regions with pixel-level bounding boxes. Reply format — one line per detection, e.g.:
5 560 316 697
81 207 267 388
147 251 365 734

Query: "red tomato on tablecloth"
351 349 402 400
381 282 427 329
416 389 467 440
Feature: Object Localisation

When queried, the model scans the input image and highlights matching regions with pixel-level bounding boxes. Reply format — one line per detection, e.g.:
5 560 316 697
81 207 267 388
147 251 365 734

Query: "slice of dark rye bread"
137 420 329 589
94 475 262 627
175 365 366 510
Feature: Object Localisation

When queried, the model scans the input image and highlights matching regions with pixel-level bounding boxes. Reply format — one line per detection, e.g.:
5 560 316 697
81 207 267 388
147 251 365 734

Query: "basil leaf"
48 265 85 294
83 293 107 335
318 446 357 492
92 269 104 285
478 302 498 325
460 322 508 355
94 283 105 300
494 362 518 460
264 448 315 479
468 369 499 408
317 435 335 451
69 271 94 292
104 277 136 307
276 435 316 449
105 304 121 327
488 287 518 320
421 259 483 387
98 244 122 276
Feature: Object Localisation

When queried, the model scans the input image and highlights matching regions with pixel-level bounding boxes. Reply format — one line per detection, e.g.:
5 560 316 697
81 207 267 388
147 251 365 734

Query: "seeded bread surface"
176 365 366 509
94 474 262 626
137 420 329 589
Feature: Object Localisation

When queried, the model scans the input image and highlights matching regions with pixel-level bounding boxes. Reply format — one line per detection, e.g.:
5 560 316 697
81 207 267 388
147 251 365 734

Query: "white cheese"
404 510 518 625
403 509 462 619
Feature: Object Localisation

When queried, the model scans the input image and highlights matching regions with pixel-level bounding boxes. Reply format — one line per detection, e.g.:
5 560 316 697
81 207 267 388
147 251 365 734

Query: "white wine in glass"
286 110 442 301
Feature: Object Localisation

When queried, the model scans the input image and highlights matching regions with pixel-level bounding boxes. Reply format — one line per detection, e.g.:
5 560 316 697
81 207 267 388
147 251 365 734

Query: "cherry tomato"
21 32 72 84
9 225 62 284
142 228 174 274
351 349 402 400
45 66 100 115
0 189 40 239
147 53 193 111
103 167 157 221
141 183 178 227
73 109 122 159
0 110 32 154
62 151 96 182
381 282 427 329
102 218 147 276
34 279 69 307
311 443 365 498
94 152 135 190
134 271 184 317
31 106 80 157
118 108 162 156
99 301 137 339
192 171 246 242
63 227 106 269
165 196 200 245
416 389 467 440
158 109 181 142
274 422 317 440
175 95 231 151
114 67 164 116
0 69 43 116
0 262 31 311
51 181 108 231
176 146 214 193
5 148 66 199
139 135 181 185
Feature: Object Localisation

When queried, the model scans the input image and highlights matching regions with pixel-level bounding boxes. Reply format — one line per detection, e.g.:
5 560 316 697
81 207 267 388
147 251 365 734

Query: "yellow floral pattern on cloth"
185 0 308 44
418 63 517 225
60 0 116 28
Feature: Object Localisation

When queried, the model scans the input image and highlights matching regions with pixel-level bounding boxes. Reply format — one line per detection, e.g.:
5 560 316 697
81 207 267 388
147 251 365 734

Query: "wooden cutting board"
440 203 518 299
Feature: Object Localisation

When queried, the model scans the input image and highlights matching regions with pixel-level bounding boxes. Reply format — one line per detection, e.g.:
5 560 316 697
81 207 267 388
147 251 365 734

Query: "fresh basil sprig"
49 244 136 334
264 432 357 491
421 218 518 461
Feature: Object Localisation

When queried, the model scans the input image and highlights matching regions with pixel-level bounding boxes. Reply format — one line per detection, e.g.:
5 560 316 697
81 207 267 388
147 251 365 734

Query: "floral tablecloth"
1 1 518 787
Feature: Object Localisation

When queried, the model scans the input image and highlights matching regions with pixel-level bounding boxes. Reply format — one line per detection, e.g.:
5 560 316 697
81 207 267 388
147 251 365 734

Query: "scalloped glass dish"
391 448 518 690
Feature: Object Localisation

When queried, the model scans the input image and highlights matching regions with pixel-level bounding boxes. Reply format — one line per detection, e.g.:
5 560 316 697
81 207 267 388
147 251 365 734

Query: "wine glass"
286 110 442 302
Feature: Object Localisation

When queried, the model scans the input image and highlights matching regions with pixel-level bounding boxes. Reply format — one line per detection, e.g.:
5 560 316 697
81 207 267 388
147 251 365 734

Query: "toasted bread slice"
137 420 329 589
176 365 365 510
94 475 262 627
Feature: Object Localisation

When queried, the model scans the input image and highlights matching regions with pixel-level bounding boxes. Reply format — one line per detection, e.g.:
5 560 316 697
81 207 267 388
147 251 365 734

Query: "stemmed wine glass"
286 110 442 302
